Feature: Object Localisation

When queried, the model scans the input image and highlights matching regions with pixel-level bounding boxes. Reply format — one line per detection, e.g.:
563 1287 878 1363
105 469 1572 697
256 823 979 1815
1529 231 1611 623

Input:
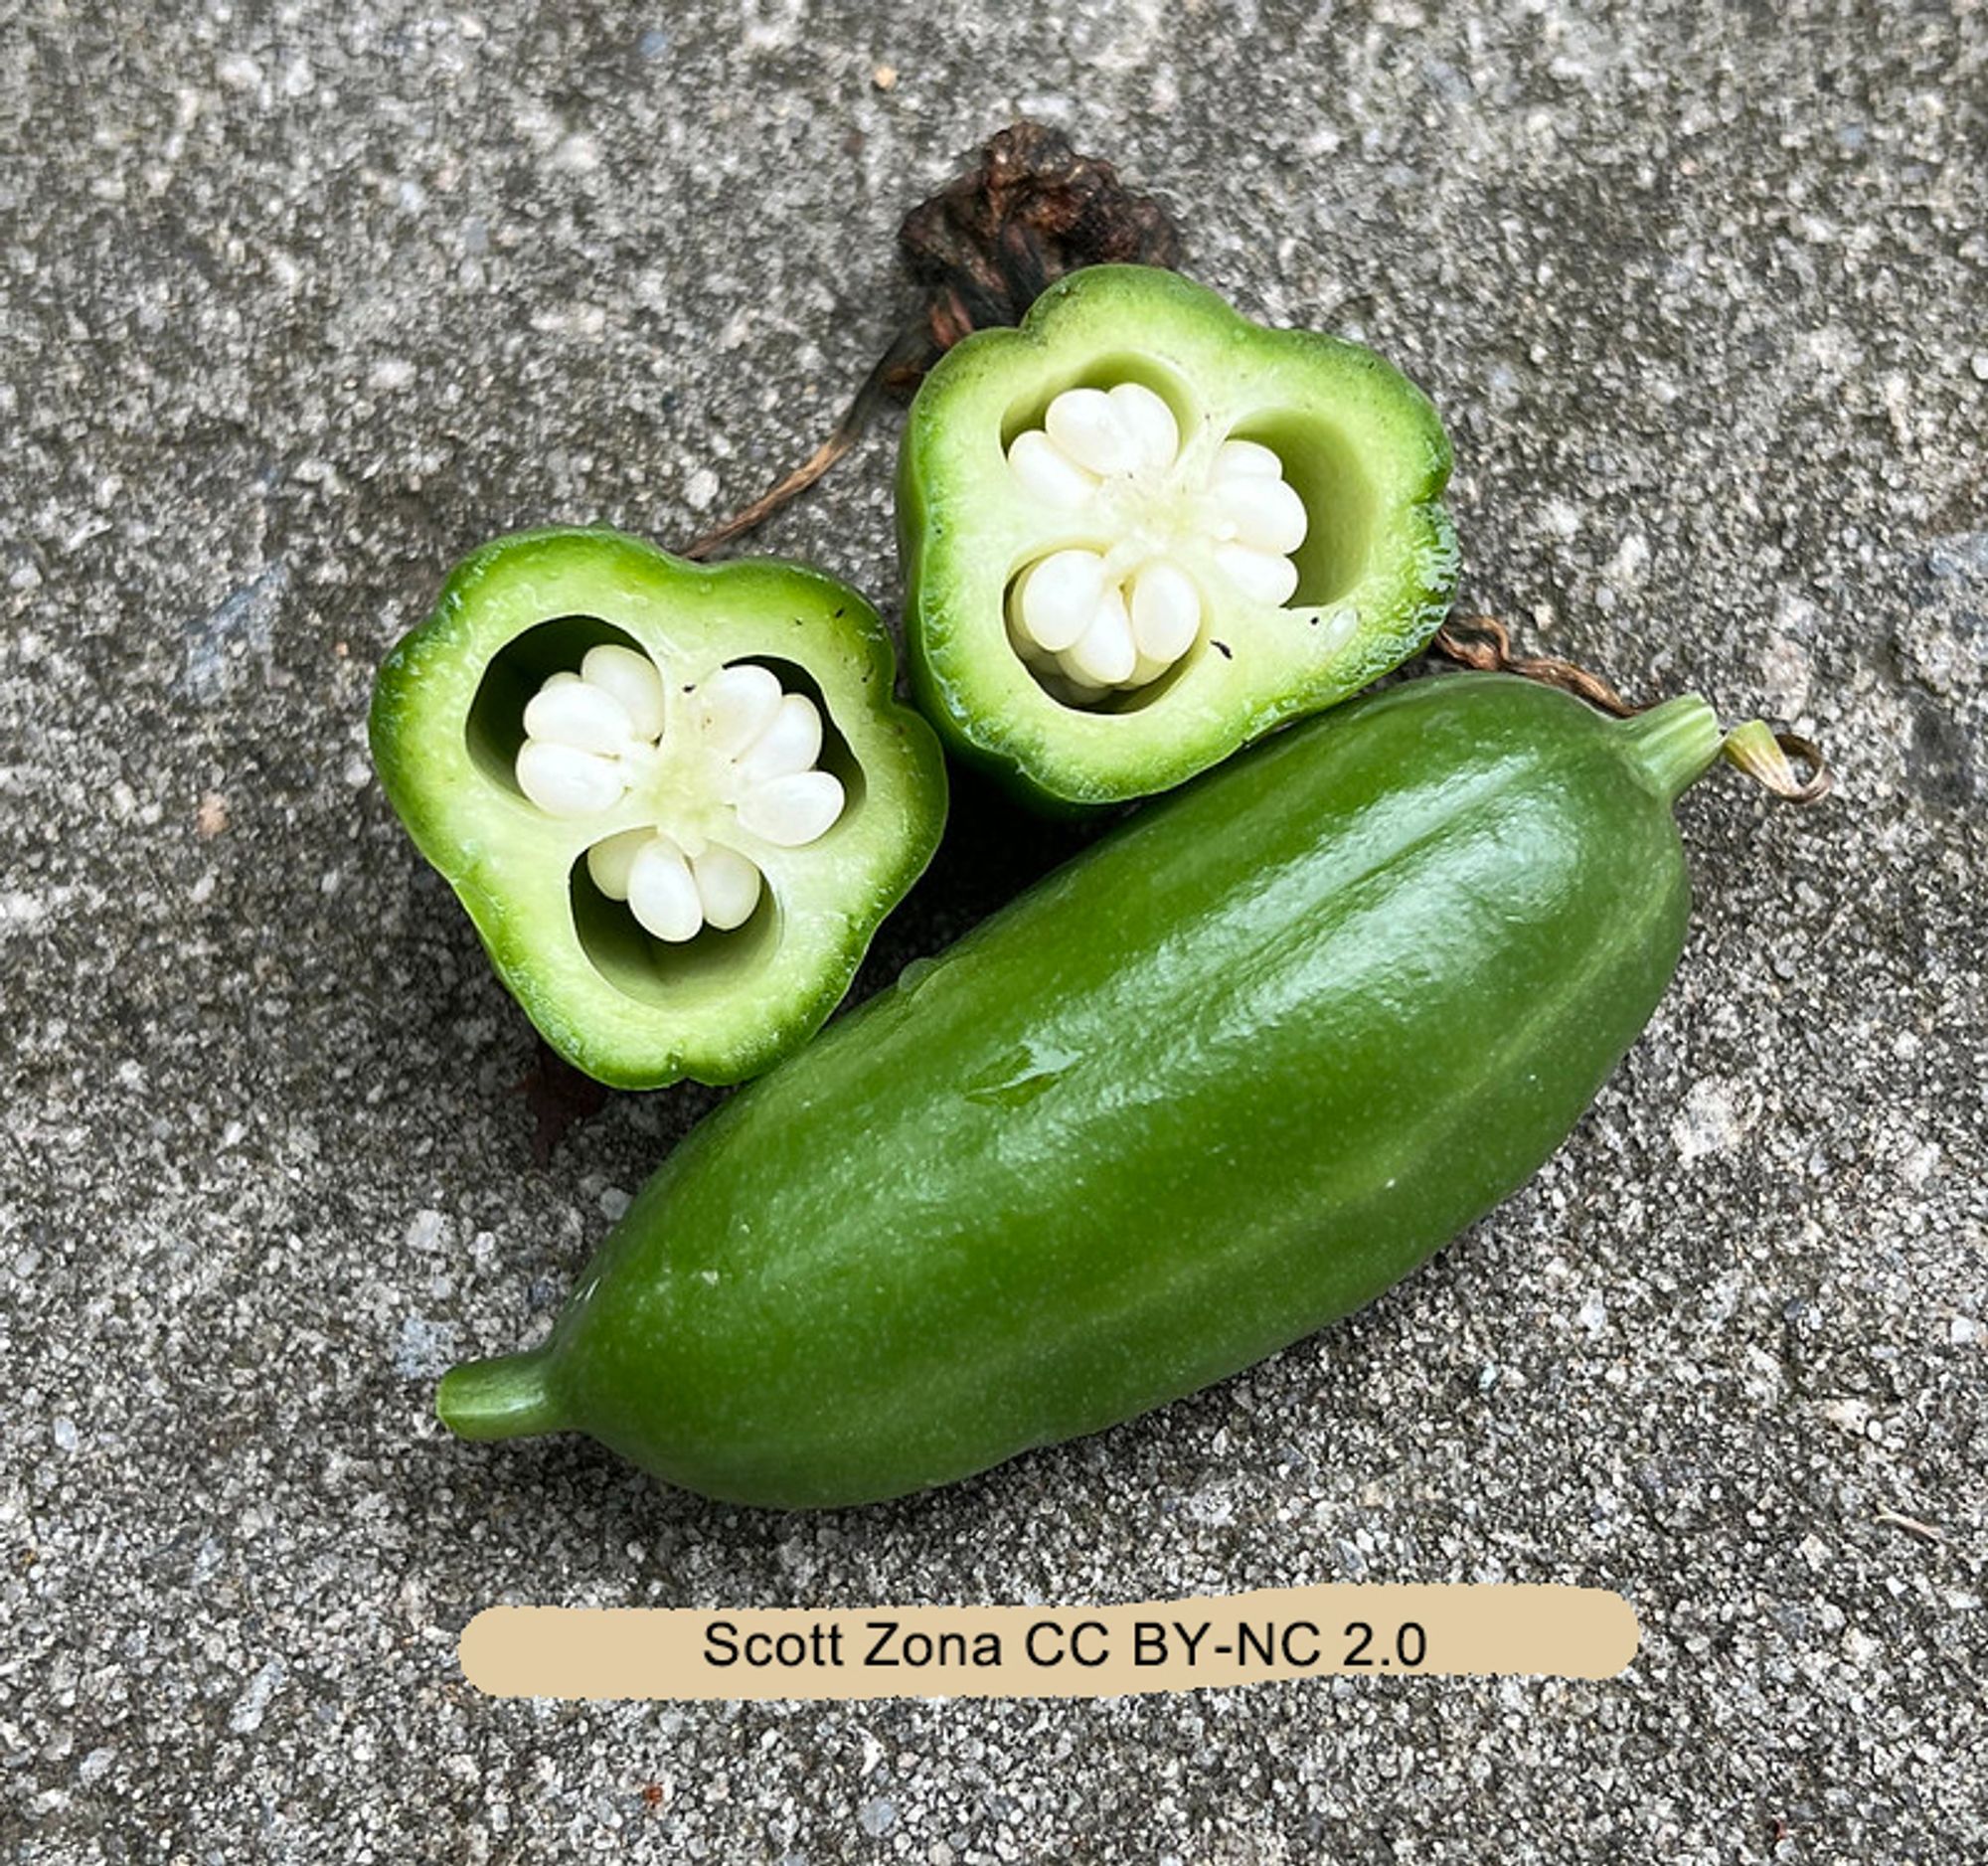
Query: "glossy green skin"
370 529 947 1090
441 674 1722 1508
898 264 1458 809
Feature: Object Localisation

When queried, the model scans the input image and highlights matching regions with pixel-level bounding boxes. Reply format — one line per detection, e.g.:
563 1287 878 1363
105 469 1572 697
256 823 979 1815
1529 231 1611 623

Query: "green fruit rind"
898 263 1458 808
370 527 948 1090
440 674 1720 1507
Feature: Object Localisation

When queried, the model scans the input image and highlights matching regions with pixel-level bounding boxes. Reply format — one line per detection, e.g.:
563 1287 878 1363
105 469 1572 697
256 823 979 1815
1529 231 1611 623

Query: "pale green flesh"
901 264 1458 804
371 530 945 1088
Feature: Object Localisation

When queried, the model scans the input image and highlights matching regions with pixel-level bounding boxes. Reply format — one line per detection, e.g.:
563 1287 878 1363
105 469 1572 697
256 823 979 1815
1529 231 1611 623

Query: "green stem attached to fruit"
1434 612 1831 804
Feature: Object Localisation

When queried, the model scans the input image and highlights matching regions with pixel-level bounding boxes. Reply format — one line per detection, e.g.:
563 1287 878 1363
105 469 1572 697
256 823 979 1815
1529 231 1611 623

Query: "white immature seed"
1212 474 1308 556
690 843 762 931
1129 559 1201 663
522 674 637 756
696 662 785 760
1007 429 1099 509
1214 437 1283 480
1045 386 1143 477
1015 548 1108 654
1108 382 1181 472
740 692 824 786
1213 543 1300 607
625 834 703 943
737 769 845 847
1002 388 1314 709
516 740 626 818
1063 584 1138 687
585 825 652 900
580 643 667 741
516 644 847 945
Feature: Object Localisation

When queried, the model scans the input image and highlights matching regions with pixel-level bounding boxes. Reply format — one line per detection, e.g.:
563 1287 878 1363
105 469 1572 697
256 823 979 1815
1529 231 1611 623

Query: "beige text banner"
462 1585 1638 1700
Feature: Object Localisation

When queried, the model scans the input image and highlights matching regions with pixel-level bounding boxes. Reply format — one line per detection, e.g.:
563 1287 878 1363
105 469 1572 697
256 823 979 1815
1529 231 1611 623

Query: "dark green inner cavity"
464 613 642 794
568 855 783 1007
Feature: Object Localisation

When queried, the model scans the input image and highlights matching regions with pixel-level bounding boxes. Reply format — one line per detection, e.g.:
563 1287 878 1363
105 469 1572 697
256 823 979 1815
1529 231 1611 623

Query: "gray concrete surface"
4 2 1984 1860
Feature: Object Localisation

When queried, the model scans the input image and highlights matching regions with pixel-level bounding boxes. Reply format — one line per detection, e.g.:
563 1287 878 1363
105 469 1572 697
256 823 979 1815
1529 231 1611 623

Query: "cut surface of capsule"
515 649 847 942
1000 382 1311 709
373 527 949 1090
899 263 1459 809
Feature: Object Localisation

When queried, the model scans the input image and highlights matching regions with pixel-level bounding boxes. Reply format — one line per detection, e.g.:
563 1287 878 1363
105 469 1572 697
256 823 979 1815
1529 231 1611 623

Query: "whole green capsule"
440 673 1730 1508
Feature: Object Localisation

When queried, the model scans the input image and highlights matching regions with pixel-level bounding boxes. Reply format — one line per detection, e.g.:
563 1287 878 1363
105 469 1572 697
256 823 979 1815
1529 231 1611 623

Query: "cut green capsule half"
370 528 946 1089
898 264 1458 806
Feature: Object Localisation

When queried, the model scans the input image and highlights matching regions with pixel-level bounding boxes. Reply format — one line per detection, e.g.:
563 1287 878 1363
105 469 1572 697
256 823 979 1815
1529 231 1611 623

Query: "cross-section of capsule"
898 264 1458 805
371 528 946 1088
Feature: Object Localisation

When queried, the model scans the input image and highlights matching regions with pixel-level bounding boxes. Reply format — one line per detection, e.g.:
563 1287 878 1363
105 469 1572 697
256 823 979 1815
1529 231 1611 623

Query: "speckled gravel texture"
5 2 1985 1861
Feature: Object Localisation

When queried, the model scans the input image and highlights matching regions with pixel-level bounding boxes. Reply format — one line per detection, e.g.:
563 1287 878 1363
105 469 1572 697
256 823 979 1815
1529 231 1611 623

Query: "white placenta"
1005 384 1308 704
513 645 844 942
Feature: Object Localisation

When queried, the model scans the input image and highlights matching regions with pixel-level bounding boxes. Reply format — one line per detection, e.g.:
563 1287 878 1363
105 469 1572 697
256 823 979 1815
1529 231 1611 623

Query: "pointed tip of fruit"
436 1350 564 1442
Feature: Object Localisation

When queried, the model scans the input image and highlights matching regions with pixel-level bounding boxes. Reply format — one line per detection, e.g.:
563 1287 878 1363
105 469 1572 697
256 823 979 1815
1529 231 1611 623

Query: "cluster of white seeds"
1004 383 1309 705
513 645 843 943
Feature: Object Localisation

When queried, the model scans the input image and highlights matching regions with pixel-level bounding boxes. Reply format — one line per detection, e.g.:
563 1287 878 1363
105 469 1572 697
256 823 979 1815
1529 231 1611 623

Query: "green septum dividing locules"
897 263 1459 808
369 528 946 1090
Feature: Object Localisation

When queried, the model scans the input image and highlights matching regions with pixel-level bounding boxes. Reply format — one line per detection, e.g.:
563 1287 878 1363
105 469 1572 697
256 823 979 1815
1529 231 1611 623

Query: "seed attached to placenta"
516 648 846 942
1003 384 1310 707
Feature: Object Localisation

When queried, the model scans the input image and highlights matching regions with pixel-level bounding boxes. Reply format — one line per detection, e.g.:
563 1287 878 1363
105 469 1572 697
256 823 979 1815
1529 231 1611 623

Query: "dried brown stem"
1432 614 1639 717
1431 614 1833 804
681 121 1183 561
682 327 937 562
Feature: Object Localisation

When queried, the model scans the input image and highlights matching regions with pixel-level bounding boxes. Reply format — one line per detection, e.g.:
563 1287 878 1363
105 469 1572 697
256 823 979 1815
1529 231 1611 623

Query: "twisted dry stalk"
683 121 1183 562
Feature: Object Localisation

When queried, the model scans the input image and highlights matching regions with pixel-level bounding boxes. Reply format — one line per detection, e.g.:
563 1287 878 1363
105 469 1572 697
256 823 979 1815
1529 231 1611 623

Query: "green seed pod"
438 672 1740 1508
